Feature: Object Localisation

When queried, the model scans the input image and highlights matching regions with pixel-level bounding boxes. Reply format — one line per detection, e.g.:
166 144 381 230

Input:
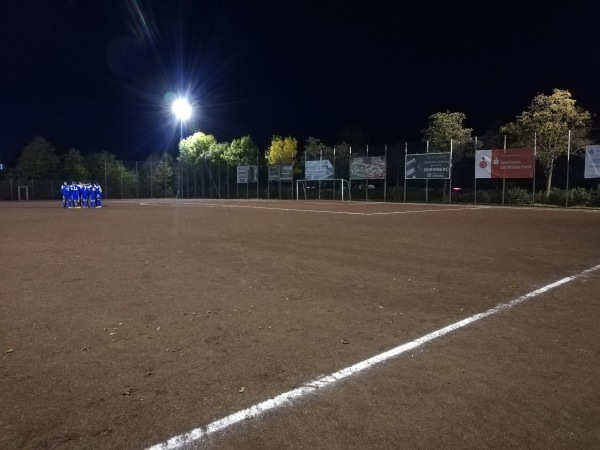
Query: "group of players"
61 181 103 208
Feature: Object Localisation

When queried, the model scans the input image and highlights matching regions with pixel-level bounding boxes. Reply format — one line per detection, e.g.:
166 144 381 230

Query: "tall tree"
421 111 473 158
61 148 89 180
152 153 175 198
304 137 333 161
16 136 58 179
179 132 217 165
501 88 592 195
223 136 259 165
265 136 297 165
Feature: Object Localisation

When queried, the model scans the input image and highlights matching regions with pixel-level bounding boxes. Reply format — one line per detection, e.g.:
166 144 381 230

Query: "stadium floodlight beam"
172 97 192 199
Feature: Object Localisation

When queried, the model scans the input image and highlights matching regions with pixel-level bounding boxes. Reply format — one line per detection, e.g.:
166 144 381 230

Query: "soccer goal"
296 179 350 201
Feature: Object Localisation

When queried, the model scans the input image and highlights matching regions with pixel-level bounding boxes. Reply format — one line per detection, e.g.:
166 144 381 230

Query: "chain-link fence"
2 137 600 206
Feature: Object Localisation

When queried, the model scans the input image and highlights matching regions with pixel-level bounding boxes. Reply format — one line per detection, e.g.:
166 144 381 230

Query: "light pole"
172 98 192 198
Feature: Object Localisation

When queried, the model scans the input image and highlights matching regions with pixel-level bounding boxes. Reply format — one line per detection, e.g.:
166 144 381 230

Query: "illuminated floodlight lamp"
172 98 192 121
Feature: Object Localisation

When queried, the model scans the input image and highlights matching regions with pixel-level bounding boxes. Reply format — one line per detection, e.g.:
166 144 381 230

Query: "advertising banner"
280 165 293 181
350 156 386 179
405 153 450 179
584 145 600 178
268 165 293 181
475 148 534 179
268 166 280 181
237 165 257 183
305 160 334 180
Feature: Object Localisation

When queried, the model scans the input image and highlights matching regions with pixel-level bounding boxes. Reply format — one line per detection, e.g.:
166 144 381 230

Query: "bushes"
568 187 590 206
546 188 566 206
590 186 600 207
506 187 532 205
533 187 600 207
475 189 500 204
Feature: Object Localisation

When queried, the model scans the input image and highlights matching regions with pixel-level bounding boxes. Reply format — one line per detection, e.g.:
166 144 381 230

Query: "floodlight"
172 98 192 121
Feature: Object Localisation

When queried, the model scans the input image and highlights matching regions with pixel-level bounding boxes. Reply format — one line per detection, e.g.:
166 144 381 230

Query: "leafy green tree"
223 136 259 165
477 120 506 149
152 153 175 198
501 88 592 195
179 132 217 165
85 151 136 198
304 137 333 161
16 136 58 179
86 151 117 182
61 148 89 181
421 111 473 157
266 135 297 165
208 142 229 163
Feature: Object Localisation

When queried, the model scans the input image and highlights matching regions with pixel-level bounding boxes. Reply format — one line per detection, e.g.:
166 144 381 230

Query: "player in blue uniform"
61 182 69 208
70 181 80 208
80 182 89 208
89 184 96 208
95 183 103 207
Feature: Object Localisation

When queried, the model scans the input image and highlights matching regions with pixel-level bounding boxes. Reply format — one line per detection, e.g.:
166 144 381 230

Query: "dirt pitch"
1 199 599 449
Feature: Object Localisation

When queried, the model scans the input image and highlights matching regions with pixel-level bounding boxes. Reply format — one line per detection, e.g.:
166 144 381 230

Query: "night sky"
1 0 599 166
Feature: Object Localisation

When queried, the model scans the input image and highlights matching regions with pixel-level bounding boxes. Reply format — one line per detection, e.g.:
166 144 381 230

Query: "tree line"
5 88 596 198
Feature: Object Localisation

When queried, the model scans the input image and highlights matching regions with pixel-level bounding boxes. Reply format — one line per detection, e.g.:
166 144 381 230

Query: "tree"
266 135 297 165
501 89 592 195
86 151 119 183
478 120 506 149
86 151 136 198
421 111 473 157
61 148 89 181
179 132 217 165
223 136 259 165
16 136 58 179
304 137 333 161
152 153 175 198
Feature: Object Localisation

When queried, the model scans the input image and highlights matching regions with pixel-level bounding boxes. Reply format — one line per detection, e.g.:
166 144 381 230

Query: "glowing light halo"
172 98 192 121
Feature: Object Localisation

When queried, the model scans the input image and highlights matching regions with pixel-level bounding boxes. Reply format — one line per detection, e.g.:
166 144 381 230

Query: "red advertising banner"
475 148 534 179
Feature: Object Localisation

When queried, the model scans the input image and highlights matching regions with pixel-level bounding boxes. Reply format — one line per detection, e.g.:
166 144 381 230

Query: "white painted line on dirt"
139 201 481 216
146 263 600 450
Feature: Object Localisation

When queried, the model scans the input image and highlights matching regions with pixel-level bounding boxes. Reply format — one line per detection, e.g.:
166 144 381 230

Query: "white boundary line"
146 263 600 450
138 201 482 216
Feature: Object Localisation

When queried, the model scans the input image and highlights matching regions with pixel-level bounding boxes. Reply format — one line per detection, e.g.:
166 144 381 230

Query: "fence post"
565 130 571 207
104 159 108 200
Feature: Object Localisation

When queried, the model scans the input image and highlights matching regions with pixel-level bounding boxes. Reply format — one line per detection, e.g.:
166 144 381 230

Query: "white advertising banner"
305 160 334 180
585 145 600 178
475 150 492 178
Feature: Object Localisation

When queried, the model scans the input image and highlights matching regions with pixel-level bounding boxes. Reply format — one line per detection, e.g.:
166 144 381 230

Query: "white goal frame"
296 178 350 201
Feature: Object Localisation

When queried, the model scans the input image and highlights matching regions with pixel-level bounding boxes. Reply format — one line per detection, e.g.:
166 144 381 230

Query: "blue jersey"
80 185 89 200
60 184 69 198
69 184 80 200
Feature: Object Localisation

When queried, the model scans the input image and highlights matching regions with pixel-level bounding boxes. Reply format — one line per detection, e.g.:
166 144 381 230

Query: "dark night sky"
1 0 599 166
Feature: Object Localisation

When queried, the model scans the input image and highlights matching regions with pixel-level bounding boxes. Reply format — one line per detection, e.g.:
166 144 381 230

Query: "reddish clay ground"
1 199 599 449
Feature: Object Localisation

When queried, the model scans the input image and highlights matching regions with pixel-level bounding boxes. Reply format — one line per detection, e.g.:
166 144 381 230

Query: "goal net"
296 179 350 201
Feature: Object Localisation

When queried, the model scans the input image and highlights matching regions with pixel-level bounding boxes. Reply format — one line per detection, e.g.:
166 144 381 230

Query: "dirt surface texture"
1 199 599 449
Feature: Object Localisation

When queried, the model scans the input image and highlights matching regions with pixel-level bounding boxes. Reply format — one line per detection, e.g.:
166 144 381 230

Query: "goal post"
296 178 350 201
